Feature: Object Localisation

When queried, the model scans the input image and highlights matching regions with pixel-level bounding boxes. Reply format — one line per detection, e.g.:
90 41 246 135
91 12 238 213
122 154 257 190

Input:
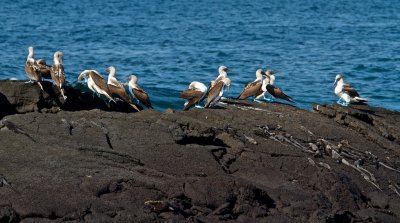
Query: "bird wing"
133 87 153 108
108 84 132 103
180 89 205 111
343 85 360 98
180 89 204 100
109 78 125 89
237 80 262 99
25 61 41 81
205 81 224 107
37 59 52 78
266 84 295 103
89 71 112 95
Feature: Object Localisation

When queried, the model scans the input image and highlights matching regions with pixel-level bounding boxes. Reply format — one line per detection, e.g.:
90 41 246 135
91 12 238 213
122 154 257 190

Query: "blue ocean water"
1 0 399 111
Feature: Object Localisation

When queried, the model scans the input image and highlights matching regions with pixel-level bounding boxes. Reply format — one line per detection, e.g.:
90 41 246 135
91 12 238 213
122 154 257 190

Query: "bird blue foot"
263 96 274 103
195 105 204 109
336 99 349 106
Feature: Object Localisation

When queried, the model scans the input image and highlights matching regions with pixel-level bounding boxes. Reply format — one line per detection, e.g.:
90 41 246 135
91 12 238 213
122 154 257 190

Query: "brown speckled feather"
25 61 41 82
205 81 224 108
51 64 65 88
89 71 112 96
132 87 153 109
237 80 262 99
36 59 51 79
109 84 140 111
343 85 360 98
180 89 205 111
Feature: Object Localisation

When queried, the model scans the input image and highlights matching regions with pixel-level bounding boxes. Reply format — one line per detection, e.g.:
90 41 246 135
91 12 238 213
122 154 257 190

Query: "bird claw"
25 80 34 84
194 105 204 109
253 99 263 103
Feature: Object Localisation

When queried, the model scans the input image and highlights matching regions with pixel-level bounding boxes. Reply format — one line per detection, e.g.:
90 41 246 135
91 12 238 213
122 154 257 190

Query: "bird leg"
37 82 44 91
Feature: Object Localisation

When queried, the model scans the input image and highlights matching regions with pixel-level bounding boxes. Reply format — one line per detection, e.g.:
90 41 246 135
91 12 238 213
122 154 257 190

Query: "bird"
106 66 140 111
36 59 52 79
333 74 368 106
179 81 208 111
213 65 229 86
204 76 231 108
78 70 115 102
24 46 44 90
50 51 67 100
201 65 230 103
128 75 153 109
263 71 295 103
237 69 265 101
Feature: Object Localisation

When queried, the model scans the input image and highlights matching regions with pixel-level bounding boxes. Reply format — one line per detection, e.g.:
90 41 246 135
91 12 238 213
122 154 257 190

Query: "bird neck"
337 79 344 87
262 78 269 91
129 80 138 88
27 51 34 61
53 55 61 65
218 71 227 78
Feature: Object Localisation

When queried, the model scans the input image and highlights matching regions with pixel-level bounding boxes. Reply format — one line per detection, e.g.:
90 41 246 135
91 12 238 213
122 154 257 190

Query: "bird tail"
287 96 295 103
129 103 141 112
354 97 369 102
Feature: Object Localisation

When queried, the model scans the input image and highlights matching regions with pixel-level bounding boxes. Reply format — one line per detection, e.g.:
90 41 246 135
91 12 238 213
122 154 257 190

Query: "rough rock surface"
0 80 138 118
0 81 400 222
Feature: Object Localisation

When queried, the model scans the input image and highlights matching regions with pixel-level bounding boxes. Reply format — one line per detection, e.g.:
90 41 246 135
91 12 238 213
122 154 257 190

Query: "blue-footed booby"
25 46 44 90
179 81 208 111
237 69 264 101
50 51 67 100
106 66 140 111
128 75 153 109
205 76 231 108
263 71 295 103
334 74 368 106
78 70 115 102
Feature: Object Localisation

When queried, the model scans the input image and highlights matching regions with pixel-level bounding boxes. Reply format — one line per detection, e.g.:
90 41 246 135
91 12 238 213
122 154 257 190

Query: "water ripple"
0 0 399 111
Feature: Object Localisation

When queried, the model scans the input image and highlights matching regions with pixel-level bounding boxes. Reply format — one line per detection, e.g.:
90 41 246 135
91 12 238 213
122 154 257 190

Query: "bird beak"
333 79 337 86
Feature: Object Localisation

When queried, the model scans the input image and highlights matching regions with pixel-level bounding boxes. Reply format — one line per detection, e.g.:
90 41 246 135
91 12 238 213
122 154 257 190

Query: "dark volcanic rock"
0 82 400 222
0 80 138 118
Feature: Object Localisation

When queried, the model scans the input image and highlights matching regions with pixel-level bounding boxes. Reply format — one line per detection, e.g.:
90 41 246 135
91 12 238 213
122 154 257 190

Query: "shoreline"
0 80 399 222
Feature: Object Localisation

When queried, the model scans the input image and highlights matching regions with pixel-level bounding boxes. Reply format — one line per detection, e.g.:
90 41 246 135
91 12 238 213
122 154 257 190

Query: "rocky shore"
0 81 399 222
